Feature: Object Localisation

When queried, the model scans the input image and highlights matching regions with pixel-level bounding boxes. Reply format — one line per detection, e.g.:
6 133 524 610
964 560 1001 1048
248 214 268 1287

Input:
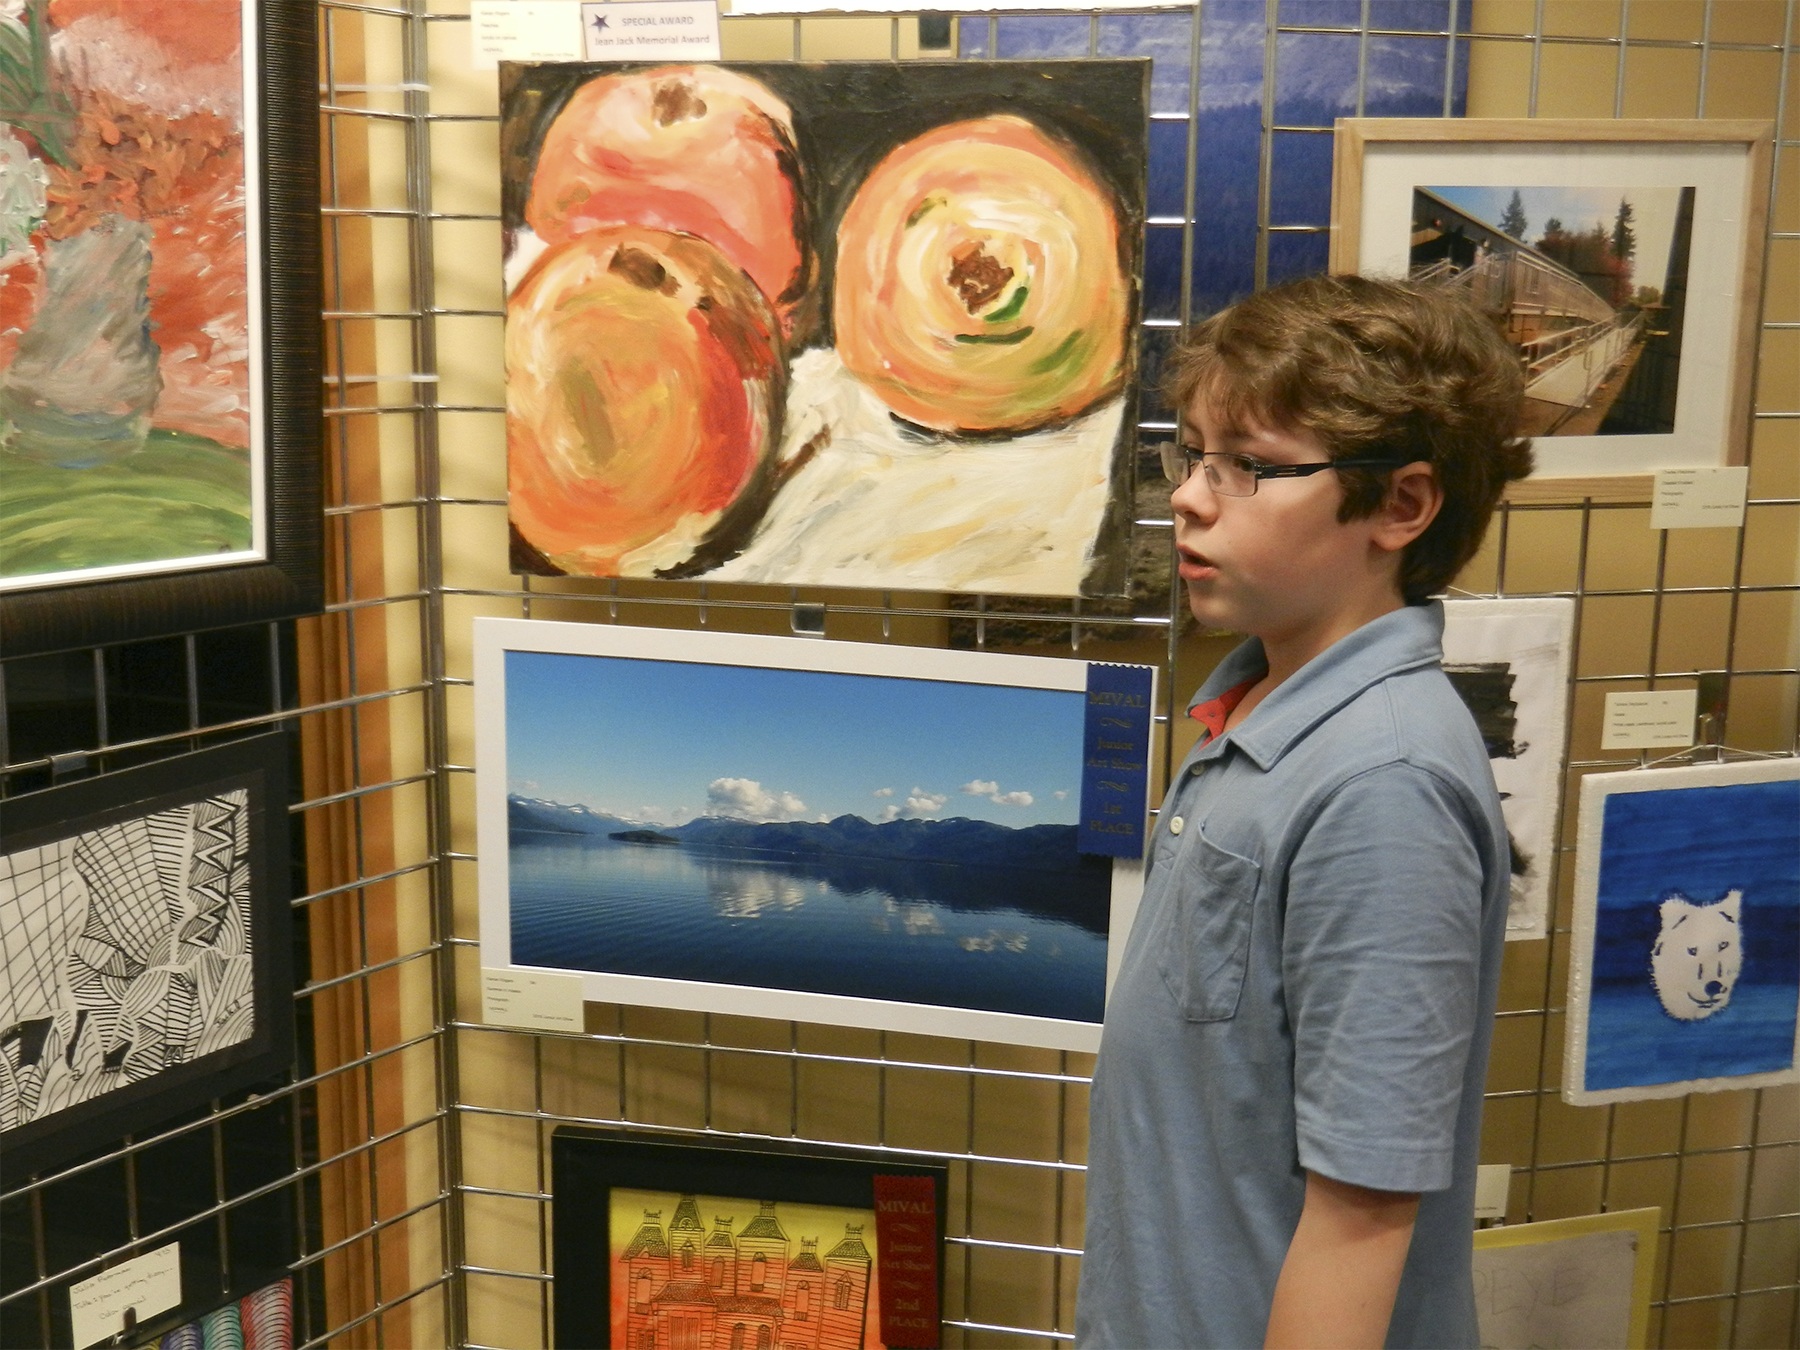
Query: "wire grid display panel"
435 2 1795 1349
0 11 454 1350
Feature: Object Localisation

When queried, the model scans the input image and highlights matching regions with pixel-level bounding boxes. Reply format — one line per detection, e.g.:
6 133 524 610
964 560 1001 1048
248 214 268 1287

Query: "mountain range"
508 794 1087 875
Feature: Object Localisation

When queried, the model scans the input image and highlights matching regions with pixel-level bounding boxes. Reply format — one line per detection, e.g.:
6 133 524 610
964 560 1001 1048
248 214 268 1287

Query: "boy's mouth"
1177 547 1218 582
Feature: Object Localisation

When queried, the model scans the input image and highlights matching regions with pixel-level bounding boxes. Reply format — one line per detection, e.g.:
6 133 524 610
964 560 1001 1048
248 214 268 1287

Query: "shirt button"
1169 816 1184 836
1187 763 1202 777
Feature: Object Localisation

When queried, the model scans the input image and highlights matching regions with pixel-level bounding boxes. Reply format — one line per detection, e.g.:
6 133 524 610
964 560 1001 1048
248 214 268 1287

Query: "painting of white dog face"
1650 890 1741 1020
1566 759 1800 1105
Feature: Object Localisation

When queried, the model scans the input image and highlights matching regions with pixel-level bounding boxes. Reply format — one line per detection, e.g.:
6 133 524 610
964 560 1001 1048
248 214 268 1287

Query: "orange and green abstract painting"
0 0 256 589
609 1185 886 1350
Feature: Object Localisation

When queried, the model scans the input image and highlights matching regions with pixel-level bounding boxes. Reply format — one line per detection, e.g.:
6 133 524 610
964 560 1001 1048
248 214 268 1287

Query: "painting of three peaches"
501 60 1148 597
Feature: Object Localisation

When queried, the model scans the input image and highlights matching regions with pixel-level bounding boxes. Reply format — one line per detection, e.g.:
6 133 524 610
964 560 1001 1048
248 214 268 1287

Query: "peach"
833 114 1130 435
525 65 810 337
507 227 783 577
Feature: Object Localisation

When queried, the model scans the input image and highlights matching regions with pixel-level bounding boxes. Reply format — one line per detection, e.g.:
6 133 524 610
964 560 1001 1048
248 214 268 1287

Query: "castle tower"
783 1237 826 1349
619 1208 670 1349
735 1199 789 1301
706 1215 738 1293
821 1223 872 1348
669 1193 706 1279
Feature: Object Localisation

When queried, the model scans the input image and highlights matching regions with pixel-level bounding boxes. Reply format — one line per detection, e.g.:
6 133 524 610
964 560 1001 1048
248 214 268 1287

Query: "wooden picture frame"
1331 118 1774 503
0 0 322 658
552 1128 950 1350
475 618 1154 1053
0 734 295 1179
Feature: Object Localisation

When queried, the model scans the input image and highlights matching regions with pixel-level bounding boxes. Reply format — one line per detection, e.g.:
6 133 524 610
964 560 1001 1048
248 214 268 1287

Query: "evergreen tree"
1612 198 1637 263
1498 189 1528 239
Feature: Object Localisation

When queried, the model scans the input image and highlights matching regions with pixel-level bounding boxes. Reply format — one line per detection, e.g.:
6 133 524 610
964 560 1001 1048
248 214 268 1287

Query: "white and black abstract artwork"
1442 597 1576 941
0 734 291 1177
0 791 255 1132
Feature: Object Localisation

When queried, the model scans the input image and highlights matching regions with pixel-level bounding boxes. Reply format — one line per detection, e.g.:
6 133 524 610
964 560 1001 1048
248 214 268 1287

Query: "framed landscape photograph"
500 60 1146 597
1564 758 1800 1106
0 0 321 658
475 619 1153 1051
1332 118 1774 500
0 734 294 1177
553 1128 949 1350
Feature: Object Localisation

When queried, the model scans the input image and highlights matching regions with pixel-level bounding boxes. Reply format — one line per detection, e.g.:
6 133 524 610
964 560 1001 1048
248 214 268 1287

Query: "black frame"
553 1128 949 1350
0 734 295 1179
0 0 322 659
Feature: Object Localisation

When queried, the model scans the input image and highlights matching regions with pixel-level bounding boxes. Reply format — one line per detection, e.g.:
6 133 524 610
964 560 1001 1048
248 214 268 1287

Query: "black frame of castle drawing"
553 1128 949 1350
0 0 322 659
0 734 294 1178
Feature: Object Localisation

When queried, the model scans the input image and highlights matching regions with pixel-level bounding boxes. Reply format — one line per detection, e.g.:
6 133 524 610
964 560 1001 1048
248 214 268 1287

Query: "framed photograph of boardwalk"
553 1128 949 1350
0 0 321 658
474 618 1154 1052
1331 118 1774 502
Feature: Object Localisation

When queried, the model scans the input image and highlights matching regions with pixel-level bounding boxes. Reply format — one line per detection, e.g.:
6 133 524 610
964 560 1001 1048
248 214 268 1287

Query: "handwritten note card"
69 1242 181 1350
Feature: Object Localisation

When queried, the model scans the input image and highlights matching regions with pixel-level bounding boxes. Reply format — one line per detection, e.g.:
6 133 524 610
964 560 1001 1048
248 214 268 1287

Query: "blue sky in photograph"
504 651 1085 828
1427 184 1684 293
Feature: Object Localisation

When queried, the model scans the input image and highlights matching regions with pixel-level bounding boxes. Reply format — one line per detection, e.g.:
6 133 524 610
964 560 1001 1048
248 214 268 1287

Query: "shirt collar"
1185 602 1447 771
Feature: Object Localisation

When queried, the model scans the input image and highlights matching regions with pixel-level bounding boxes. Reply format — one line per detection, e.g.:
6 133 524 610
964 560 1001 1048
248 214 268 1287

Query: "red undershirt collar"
1188 677 1261 740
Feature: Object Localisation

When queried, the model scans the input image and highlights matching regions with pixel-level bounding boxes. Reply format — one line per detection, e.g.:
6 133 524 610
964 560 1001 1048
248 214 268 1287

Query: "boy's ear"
1370 462 1443 556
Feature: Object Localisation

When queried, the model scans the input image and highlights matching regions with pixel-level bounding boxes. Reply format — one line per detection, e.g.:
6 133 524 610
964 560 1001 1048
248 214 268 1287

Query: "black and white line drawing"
0 791 256 1132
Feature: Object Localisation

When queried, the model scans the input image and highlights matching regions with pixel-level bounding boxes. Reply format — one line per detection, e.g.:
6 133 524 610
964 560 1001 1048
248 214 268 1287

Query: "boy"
1076 274 1533 1349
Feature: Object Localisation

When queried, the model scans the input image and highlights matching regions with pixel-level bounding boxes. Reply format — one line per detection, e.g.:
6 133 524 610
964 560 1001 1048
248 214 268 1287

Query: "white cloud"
1053 790 1068 800
872 787 895 798
705 777 808 822
961 779 1032 807
903 787 947 816
879 804 900 823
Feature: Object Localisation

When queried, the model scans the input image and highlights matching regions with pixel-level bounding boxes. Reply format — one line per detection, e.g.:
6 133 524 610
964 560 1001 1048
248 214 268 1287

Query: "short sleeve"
1282 762 1487 1194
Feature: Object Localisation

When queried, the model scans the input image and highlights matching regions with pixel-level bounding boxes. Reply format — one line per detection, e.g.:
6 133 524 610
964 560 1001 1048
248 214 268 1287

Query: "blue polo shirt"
1076 603 1509 1350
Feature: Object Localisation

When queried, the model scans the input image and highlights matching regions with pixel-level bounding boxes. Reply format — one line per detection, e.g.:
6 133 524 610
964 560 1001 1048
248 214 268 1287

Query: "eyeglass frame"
1153 440 1410 496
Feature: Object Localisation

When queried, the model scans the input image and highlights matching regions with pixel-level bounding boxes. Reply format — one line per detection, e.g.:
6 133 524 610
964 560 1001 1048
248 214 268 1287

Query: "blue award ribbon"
1078 663 1154 858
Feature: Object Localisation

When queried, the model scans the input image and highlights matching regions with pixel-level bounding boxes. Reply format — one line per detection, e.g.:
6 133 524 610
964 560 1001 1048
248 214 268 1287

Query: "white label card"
582 1 721 58
1650 466 1750 530
470 0 584 70
1474 1164 1511 1222
1601 690 1698 750
483 967 586 1031
69 1243 182 1350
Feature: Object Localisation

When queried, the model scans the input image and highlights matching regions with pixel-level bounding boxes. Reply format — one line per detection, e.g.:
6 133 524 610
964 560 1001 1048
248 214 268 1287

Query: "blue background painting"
1585 776 1800 1092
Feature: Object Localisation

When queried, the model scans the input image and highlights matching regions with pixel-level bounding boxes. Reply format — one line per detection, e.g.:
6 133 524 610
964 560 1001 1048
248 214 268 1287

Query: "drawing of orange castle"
620 1196 875 1350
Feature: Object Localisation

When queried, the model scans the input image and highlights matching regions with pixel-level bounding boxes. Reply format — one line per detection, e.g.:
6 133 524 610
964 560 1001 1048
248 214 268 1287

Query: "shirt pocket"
1156 831 1261 1023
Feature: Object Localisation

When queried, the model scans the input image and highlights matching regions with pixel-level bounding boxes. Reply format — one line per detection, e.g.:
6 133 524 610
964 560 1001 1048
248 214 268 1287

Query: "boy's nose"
1171 472 1219 520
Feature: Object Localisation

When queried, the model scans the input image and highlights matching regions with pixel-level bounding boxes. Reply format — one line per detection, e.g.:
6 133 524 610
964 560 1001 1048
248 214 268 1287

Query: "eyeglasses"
1154 442 1406 497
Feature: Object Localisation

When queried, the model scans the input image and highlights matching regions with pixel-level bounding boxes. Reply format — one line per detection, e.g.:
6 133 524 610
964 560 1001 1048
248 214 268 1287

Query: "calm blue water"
509 834 1110 1022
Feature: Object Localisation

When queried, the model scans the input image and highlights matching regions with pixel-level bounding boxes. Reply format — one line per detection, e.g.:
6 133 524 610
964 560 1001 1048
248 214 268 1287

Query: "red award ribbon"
872 1174 939 1348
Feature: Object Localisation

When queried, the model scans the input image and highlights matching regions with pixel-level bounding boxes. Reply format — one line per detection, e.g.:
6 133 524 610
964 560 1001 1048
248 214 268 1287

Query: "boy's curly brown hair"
1164 273 1535 603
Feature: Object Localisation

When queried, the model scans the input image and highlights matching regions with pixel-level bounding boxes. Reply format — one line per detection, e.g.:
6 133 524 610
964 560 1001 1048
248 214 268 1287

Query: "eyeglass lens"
1156 444 1256 496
